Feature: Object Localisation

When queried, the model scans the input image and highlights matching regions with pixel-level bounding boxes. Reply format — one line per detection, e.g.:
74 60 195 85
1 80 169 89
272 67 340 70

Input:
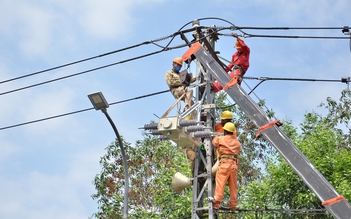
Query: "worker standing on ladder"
212 122 241 211
214 111 237 160
164 57 196 116
213 33 250 91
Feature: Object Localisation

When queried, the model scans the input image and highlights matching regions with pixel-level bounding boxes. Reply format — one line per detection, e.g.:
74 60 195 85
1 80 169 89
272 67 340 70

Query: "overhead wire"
231 26 347 30
0 90 169 131
0 26 215 96
0 49 171 96
0 73 348 131
0 37 175 85
1 21 349 96
1 18 350 130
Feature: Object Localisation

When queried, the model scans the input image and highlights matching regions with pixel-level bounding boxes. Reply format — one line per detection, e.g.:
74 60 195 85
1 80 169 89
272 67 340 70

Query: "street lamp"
88 91 129 219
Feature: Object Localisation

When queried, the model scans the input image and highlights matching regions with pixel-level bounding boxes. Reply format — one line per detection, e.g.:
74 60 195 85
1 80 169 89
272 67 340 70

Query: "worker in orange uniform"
212 122 241 211
165 57 195 113
214 111 237 159
213 33 250 92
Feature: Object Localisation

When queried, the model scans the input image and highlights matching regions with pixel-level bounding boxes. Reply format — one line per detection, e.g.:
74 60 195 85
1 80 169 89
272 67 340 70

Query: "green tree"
91 133 193 219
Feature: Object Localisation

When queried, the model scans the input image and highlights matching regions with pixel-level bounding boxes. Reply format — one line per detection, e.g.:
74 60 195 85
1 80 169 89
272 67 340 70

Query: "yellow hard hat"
223 122 236 133
173 57 183 66
220 111 233 120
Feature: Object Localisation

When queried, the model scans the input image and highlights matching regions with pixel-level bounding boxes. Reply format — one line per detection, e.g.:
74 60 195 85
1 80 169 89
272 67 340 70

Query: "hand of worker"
190 76 196 83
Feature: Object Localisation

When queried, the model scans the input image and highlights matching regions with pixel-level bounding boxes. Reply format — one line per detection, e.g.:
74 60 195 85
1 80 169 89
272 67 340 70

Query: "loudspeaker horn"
172 172 192 194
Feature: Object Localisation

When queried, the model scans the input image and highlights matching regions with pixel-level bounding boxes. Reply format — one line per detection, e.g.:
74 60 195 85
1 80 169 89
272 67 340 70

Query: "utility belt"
233 65 246 77
220 154 238 161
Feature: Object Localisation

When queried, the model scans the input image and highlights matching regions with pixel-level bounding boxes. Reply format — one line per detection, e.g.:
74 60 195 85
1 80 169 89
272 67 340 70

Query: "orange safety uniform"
213 38 250 92
212 134 241 210
214 122 237 159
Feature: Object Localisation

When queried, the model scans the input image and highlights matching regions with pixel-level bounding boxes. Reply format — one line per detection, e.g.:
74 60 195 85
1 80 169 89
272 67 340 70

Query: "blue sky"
0 0 350 218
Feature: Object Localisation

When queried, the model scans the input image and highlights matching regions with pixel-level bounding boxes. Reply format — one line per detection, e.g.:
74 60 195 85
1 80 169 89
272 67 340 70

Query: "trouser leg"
184 88 193 111
213 161 230 209
234 69 243 85
172 87 193 113
228 162 238 209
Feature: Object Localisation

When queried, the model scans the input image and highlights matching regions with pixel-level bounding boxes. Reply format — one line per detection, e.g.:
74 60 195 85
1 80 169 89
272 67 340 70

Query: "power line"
244 34 350 39
232 26 348 30
1 74 348 131
0 90 169 131
218 32 350 39
0 37 174 85
0 49 171 96
3 23 348 88
244 76 351 83
2 23 349 96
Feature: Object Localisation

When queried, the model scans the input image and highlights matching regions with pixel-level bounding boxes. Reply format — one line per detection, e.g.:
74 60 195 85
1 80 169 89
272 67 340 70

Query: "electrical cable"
0 37 175 85
218 32 351 39
0 89 169 131
1 72 347 131
244 76 350 83
0 17 231 87
0 49 171 96
2 22 348 97
232 26 348 30
0 27 204 96
243 34 349 39
0 28 216 96
1 18 350 129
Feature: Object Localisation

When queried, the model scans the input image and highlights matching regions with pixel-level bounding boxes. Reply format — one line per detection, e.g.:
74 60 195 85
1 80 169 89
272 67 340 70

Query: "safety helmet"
173 57 183 66
223 122 236 133
220 111 233 120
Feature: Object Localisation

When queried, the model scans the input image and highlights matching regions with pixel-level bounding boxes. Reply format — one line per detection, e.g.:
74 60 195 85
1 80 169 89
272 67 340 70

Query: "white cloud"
77 0 136 39
17 4 54 57
17 87 75 134
0 138 20 163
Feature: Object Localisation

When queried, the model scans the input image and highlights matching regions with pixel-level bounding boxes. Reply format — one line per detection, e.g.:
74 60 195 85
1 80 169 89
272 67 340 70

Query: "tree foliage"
91 133 193 219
